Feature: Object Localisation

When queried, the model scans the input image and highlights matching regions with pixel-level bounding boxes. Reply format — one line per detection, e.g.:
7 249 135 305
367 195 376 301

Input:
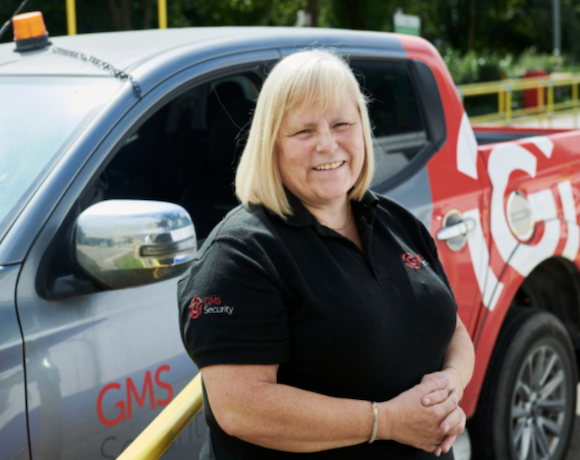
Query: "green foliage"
168 0 304 27
0 0 305 42
442 49 509 84
2 0 580 69
514 48 565 76
443 47 573 85
114 252 146 270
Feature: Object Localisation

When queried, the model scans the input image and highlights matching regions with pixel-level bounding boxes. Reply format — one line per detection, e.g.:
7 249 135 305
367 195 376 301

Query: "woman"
178 49 475 459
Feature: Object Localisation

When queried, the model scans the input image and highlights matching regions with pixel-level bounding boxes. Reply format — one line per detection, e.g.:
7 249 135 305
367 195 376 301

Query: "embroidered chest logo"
189 296 234 319
189 297 203 319
402 253 429 269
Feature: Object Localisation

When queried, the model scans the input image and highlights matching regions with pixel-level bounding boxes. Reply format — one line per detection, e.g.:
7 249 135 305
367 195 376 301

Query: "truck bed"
473 125 573 145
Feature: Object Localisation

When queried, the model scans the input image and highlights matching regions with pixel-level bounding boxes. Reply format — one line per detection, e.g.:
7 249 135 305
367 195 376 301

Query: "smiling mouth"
313 161 345 171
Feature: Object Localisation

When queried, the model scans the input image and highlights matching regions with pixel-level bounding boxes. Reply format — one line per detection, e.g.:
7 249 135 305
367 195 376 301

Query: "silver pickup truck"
3 18 578 460
1 24 441 460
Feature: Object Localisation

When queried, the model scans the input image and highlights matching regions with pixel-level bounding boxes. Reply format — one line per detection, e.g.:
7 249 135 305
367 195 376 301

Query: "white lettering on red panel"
488 142 560 277
456 113 478 180
456 129 578 310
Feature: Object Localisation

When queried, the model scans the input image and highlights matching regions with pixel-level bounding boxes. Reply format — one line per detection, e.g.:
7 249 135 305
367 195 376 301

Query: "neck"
303 197 350 230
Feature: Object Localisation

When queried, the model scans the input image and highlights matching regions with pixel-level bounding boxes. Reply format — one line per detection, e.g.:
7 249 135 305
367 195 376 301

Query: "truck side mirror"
75 200 196 290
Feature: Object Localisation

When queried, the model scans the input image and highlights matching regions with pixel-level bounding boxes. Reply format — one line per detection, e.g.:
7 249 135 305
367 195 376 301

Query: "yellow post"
66 0 76 35
547 81 554 127
506 86 512 125
158 0 167 29
498 87 505 119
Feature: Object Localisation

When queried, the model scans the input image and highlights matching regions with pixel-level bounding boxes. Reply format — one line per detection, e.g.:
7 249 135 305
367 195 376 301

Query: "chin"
315 189 350 203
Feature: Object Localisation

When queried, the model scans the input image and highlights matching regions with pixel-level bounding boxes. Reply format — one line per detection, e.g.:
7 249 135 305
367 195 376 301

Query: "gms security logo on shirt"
189 296 234 319
402 253 429 270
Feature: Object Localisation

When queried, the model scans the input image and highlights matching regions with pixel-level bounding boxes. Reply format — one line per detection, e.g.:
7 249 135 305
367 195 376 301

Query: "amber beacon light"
13 12 51 52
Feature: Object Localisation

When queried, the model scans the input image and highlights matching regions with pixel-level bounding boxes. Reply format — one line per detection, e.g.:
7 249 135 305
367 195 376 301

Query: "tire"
470 308 578 460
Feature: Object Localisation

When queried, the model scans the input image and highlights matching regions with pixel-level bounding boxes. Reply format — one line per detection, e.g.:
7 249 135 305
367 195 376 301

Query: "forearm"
203 365 378 452
441 317 475 391
203 363 457 453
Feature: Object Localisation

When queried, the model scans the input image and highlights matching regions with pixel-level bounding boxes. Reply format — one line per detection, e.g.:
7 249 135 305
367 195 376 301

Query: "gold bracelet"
444 365 465 389
368 401 378 444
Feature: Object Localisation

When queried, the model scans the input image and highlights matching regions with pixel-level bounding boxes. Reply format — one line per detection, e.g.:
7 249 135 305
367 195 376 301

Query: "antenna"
0 0 30 42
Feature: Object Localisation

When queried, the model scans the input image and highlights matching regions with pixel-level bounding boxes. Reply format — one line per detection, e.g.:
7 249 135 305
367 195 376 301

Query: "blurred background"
2 1 580 124
2 1 580 82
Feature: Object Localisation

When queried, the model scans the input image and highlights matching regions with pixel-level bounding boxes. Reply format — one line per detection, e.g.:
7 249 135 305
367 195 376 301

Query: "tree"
107 0 154 30
467 0 476 51
2 0 580 63
306 0 319 27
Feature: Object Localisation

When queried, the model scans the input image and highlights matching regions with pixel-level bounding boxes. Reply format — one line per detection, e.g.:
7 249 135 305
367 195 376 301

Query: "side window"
350 61 428 185
100 74 259 241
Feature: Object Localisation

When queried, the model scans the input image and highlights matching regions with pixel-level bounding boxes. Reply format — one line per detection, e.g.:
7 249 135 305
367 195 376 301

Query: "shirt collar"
283 189 318 228
353 190 379 227
268 188 379 228
359 189 380 209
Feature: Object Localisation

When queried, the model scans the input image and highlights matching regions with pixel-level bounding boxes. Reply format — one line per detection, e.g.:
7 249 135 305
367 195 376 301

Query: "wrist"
375 400 397 442
443 365 465 402
443 365 464 389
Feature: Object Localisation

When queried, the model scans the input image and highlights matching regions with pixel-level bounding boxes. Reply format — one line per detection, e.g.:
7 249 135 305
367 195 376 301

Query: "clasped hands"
382 368 466 457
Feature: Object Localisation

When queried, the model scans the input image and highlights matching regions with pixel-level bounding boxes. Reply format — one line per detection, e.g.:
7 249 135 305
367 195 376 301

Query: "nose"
316 127 337 153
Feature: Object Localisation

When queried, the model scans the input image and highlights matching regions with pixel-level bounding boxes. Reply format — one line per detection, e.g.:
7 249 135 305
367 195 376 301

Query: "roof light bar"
13 11 51 52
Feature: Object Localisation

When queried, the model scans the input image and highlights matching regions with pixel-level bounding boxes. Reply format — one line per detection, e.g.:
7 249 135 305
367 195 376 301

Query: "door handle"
436 218 476 242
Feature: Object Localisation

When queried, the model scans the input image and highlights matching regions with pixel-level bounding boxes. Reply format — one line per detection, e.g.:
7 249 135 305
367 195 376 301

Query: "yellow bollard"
66 0 76 35
547 81 554 127
498 88 504 119
158 0 167 29
506 87 512 125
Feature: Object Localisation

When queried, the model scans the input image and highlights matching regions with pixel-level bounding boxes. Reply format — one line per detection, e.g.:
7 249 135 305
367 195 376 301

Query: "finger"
420 372 441 384
440 403 465 429
441 435 457 453
421 444 437 454
420 375 449 394
437 387 461 417
422 389 450 407
434 446 442 457
443 407 466 436
439 407 464 434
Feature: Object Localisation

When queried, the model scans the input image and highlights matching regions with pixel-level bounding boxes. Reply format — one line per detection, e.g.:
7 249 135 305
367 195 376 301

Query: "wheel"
470 308 578 460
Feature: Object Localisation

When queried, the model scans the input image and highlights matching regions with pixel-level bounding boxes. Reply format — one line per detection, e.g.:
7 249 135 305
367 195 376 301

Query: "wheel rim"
510 344 568 460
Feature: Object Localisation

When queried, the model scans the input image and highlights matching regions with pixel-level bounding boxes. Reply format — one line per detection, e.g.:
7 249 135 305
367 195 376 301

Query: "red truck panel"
398 34 580 419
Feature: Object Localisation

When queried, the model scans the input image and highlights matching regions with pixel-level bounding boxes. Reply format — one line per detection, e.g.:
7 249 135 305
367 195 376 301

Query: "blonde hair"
235 49 374 218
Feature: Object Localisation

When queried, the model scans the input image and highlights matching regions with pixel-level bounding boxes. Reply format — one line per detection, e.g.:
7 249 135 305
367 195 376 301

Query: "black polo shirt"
178 191 458 460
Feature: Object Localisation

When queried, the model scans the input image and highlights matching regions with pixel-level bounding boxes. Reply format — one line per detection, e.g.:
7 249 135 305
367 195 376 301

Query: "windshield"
0 77 121 241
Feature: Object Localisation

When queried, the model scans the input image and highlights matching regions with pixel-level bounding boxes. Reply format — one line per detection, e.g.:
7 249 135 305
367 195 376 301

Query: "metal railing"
117 373 203 460
458 74 580 126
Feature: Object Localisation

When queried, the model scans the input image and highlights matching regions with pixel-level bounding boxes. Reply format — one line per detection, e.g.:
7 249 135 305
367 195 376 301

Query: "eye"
335 122 351 129
294 129 311 136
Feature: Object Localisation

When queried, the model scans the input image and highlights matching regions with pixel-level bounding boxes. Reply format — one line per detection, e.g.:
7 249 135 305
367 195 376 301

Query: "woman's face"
276 97 365 210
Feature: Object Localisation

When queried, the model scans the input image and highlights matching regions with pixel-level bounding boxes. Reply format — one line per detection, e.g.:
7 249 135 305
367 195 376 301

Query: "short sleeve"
177 238 291 369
